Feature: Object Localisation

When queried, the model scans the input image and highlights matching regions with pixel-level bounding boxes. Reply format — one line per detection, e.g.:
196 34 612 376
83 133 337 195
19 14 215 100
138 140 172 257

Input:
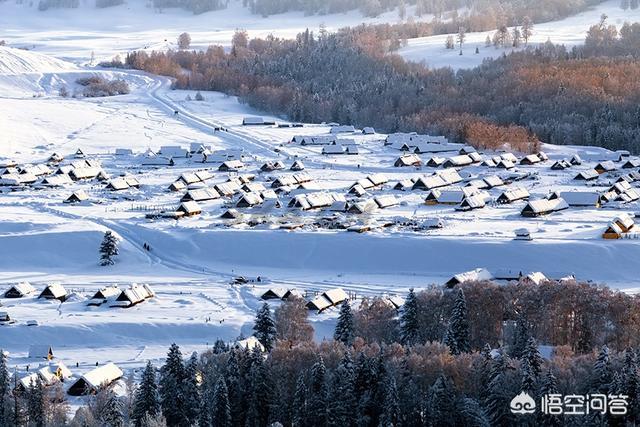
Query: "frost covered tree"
291 374 308 427
400 288 419 346
456 26 466 54
379 377 399 427
132 361 160 427
327 353 355 427
194 91 204 101
522 16 533 45
512 26 521 47
458 397 490 427
27 376 47 427
211 376 231 427
178 32 191 49
253 302 276 351
181 352 200 425
509 315 530 358
485 352 515 426
592 345 612 394
622 348 640 422
538 369 560 427
159 344 185 427
445 35 454 50
101 388 125 427
99 230 119 266
444 288 470 354
245 354 272 427
275 297 314 344
0 351 10 425
334 301 355 345
308 358 328 426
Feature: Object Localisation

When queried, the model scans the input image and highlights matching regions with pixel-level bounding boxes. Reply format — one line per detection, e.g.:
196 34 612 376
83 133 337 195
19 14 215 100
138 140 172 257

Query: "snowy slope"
399 0 640 70
0 45 76 74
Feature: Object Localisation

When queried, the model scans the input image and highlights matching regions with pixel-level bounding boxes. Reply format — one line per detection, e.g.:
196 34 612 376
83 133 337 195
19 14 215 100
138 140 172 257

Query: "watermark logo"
510 392 536 414
510 393 629 416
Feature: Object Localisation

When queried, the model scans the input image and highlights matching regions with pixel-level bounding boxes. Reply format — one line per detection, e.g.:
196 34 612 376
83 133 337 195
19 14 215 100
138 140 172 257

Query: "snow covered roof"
497 187 530 204
322 288 348 305
443 155 473 168
446 268 493 287
28 345 53 359
394 154 421 167
68 363 123 395
178 201 202 215
550 191 601 207
182 188 220 202
574 169 599 180
39 283 67 300
457 194 487 211
219 160 245 171
235 336 265 352
483 175 504 188
374 195 398 209
237 192 263 207
521 198 569 217
4 282 36 297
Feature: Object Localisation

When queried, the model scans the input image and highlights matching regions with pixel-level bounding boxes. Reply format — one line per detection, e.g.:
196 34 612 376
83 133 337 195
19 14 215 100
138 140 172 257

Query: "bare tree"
178 32 191 50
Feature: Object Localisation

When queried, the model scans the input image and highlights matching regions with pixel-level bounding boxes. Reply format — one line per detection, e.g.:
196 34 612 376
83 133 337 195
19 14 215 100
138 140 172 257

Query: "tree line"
125 16 640 153
1 279 640 425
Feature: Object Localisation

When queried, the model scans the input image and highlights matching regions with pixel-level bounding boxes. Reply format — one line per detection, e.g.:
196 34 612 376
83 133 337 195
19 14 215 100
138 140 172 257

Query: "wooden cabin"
38 283 68 302
67 363 123 396
4 282 36 298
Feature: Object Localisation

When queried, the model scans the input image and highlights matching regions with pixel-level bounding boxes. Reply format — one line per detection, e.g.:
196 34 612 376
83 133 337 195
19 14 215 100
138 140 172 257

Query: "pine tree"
181 352 200 425
132 361 160 427
101 388 125 427
99 230 120 266
225 351 243 425
485 352 514 427
458 397 490 427
327 352 355 427
444 288 471 354
253 303 276 352
211 376 231 427
379 377 400 427
159 343 185 427
334 301 355 346
27 376 46 427
0 351 10 426
592 345 612 394
520 337 543 394
245 355 272 427
509 315 530 358
308 358 328 427
538 369 561 426
292 374 308 427
400 288 420 346
428 375 456 426
622 348 639 422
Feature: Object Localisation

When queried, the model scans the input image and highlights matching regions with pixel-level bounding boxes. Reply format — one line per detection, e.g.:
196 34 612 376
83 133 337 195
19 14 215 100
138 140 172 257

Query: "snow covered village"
1 0 640 425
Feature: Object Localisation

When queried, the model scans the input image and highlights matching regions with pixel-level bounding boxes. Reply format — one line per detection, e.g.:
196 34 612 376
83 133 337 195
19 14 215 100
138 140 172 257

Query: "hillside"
398 0 640 69
0 45 76 74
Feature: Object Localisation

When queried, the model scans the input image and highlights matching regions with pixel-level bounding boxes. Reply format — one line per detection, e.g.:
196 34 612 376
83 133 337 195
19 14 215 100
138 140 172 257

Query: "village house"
236 192 264 208
64 190 89 204
218 160 245 172
520 154 541 166
570 154 583 165
549 191 602 208
28 345 54 360
4 282 37 298
177 201 202 217
87 285 121 306
110 284 154 308
595 161 617 174
574 169 600 181
442 155 473 168
38 283 68 302
394 154 422 167
67 363 123 396
181 188 221 203
521 198 569 217
457 194 487 211
142 156 174 167
445 268 493 287
290 160 305 171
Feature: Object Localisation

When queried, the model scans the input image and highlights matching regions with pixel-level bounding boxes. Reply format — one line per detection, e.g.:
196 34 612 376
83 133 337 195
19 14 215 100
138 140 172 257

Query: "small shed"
574 170 599 181
521 198 569 217
290 160 305 171
260 288 288 300
595 161 617 174
87 285 121 306
445 268 493 287
219 160 245 172
110 284 154 308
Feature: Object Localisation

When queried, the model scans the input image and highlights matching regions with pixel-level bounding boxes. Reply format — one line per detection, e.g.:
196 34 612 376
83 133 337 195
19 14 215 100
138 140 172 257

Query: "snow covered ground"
1 7 639 400
0 0 423 64
399 0 640 69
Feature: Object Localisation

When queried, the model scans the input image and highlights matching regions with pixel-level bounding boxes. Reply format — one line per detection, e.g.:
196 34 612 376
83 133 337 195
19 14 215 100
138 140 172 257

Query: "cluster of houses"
260 286 404 313
9 345 124 397
1 282 155 318
445 267 576 287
